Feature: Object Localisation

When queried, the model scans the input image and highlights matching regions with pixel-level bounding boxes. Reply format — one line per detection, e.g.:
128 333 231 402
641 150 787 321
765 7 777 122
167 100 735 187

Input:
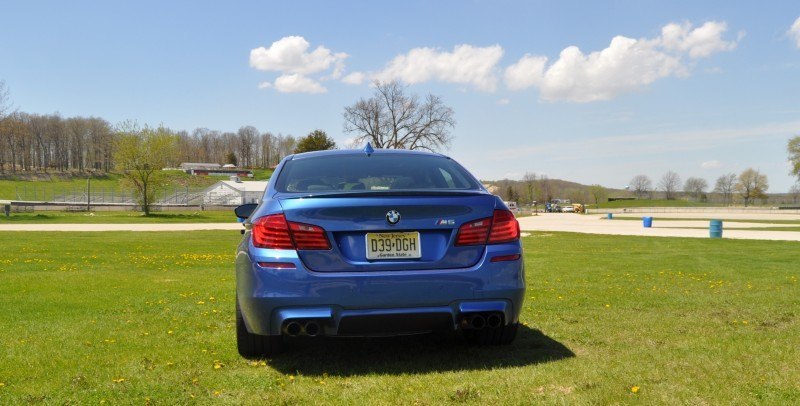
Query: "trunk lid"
278 194 497 272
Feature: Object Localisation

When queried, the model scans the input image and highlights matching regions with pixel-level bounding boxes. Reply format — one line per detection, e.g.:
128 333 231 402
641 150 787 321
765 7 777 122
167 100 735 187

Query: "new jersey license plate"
365 232 421 260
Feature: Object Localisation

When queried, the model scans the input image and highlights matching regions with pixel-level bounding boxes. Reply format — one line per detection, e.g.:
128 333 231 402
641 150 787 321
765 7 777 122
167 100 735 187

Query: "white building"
203 178 268 205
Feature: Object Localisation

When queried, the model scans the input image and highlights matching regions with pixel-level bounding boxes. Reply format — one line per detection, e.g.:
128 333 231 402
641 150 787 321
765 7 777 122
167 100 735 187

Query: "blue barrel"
643 216 653 228
607 213 613 220
710 219 723 238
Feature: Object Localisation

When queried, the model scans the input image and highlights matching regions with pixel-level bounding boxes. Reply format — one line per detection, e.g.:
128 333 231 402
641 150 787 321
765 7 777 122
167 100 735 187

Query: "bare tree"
683 177 708 201
522 172 537 205
343 81 455 152
658 171 681 200
713 173 737 205
629 175 652 198
736 168 768 207
789 183 800 205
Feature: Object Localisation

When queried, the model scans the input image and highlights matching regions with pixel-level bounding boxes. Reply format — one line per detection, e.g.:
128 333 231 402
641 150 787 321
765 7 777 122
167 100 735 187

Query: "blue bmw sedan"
234 146 525 357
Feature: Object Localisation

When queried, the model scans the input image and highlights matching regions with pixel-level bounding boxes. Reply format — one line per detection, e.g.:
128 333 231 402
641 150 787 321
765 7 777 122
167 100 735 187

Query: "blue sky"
2 1 800 191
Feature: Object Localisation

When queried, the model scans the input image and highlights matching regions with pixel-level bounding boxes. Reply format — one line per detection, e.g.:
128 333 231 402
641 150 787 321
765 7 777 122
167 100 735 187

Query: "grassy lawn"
0 232 798 403
0 210 236 224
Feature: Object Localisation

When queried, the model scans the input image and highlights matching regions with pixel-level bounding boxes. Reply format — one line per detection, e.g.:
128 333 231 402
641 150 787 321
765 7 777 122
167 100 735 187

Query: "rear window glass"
276 154 481 193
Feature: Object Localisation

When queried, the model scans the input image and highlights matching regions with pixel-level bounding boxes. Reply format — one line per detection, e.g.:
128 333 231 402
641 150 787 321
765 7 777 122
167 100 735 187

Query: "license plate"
365 232 421 260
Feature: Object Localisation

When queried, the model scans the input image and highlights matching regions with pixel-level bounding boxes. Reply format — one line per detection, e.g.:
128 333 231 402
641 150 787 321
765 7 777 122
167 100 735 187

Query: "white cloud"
372 44 504 91
701 160 722 169
496 98 510 105
660 21 737 58
789 16 800 48
250 36 347 75
504 20 738 102
270 74 327 94
504 54 547 91
341 72 366 85
257 81 272 90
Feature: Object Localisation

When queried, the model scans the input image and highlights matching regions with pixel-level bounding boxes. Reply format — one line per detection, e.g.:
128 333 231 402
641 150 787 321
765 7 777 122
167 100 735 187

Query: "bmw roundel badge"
386 210 401 225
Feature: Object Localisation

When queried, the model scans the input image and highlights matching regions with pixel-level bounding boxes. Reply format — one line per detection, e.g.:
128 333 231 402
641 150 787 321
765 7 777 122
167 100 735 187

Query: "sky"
2 1 800 191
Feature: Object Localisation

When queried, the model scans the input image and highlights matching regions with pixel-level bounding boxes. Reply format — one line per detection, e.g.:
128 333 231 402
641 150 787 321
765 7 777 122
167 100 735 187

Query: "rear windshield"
275 154 481 193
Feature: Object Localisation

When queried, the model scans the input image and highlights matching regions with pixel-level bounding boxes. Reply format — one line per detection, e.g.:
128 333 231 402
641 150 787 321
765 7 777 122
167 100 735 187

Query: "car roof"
288 148 449 161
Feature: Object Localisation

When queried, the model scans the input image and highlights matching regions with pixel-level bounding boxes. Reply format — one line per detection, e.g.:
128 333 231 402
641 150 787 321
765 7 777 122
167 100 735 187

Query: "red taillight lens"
456 210 519 247
251 214 331 250
488 209 520 244
455 217 492 246
252 214 294 249
289 221 331 250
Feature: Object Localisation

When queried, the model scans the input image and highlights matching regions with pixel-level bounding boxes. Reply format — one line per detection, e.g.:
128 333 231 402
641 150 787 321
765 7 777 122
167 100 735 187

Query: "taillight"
289 222 331 250
455 210 519 246
251 214 331 250
455 217 492 246
252 214 294 249
488 209 520 244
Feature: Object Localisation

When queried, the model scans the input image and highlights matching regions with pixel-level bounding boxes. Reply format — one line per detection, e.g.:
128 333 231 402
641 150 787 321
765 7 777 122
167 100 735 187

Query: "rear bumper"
236 244 525 336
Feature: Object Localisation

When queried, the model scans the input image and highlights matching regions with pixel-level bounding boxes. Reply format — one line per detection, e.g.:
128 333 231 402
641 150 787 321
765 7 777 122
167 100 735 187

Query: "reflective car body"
235 147 525 356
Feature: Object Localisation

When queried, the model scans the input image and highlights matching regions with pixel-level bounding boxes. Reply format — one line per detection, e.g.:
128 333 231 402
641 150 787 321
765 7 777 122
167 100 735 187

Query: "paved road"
2 213 800 242
517 213 800 242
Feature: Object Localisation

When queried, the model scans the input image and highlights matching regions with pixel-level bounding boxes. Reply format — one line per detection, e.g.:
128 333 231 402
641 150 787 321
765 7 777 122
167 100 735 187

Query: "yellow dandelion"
631 386 640 394
0 382 5 387
288 375 295 381
197 301 205 305
113 378 126 384
605 304 610 308
168 330 174 335
212 390 221 396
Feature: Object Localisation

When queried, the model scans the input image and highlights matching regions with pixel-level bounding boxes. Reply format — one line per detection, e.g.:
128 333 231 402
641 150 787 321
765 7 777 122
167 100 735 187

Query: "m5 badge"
436 219 455 226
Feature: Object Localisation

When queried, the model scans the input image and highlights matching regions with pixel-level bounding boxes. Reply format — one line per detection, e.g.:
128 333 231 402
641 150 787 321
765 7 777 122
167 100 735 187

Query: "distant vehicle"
572 203 584 213
561 205 575 213
233 147 524 357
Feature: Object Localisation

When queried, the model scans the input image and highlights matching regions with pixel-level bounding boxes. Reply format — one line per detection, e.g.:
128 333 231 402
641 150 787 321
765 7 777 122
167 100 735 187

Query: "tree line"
0 113 299 174
629 169 771 206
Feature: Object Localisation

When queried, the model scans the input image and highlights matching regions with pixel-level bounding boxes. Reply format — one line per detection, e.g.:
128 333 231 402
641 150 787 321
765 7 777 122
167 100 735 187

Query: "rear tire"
464 322 518 345
236 297 283 358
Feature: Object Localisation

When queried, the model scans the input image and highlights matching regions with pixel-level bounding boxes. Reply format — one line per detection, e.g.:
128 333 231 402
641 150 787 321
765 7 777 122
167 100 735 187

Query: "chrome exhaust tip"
469 314 486 330
486 313 502 328
304 320 320 337
283 321 302 337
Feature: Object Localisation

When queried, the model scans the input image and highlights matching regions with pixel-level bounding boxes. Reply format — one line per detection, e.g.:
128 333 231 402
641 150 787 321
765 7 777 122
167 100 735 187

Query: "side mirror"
234 203 258 221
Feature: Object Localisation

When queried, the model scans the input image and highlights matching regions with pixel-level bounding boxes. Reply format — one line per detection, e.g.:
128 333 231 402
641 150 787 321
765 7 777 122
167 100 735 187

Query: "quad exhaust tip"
486 313 502 328
463 312 503 330
283 321 302 337
283 320 323 337
304 321 320 337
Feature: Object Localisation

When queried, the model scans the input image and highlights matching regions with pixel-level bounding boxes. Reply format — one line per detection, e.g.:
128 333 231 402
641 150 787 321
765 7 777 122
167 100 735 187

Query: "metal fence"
13 185 207 206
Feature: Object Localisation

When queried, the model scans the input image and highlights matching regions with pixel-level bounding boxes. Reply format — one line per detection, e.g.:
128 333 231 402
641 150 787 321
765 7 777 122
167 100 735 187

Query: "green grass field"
0 232 798 404
0 210 235 224
0 172 219 200
0 169 274 201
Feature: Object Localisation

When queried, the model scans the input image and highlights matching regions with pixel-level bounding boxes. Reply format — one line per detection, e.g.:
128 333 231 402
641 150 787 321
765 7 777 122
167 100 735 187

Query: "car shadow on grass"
267 326 574 376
